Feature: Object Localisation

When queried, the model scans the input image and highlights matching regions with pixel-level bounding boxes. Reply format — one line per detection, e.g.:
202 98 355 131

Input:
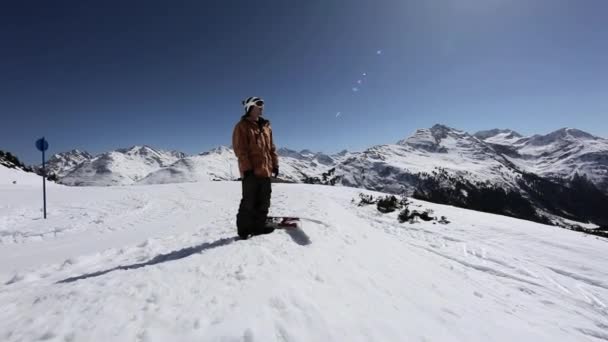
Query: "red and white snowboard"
266 216 301 229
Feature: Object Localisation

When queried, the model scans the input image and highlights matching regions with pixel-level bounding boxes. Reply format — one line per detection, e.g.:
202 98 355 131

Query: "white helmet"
242 97 264 113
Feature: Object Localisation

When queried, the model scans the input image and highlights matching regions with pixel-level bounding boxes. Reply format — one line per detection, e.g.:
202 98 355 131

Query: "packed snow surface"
1 176 607 341
0 164 49 186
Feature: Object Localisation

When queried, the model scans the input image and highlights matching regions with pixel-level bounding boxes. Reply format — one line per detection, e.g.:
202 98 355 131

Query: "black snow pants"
237 175 272 238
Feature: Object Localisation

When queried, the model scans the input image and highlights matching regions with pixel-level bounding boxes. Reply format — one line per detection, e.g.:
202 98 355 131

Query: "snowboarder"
232 97 279 239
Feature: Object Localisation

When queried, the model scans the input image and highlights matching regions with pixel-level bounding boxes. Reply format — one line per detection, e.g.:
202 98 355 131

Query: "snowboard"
265 216 301 229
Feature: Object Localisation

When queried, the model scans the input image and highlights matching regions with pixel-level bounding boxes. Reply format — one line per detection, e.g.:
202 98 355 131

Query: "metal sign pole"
36 137 49 219
42 146 46 219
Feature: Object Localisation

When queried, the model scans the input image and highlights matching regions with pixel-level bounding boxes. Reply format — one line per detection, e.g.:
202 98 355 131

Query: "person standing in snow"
232 97 279 239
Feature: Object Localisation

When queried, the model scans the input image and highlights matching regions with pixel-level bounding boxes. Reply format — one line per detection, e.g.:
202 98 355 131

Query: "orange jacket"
232 116 279 178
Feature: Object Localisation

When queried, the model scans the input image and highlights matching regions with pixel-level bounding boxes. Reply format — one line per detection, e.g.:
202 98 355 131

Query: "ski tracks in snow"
346 196 608 340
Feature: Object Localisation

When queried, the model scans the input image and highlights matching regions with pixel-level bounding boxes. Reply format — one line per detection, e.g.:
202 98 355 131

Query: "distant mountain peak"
116 145 158 155
430 123 455 131
50 149 93 160
201 146 233 156
525 128 599 147
277 148 303 159
335 149 350 157
552 128 597 140
474 129 523 141
396 124 469 152
278 148 313 157
213 145 233 153
45 149 94 177
429 124 469 140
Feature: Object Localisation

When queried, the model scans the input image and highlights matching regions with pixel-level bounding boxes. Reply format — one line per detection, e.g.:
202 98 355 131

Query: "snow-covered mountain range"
331 125 608 194
275 148 355 183
44 125 607 193
60 146 185 186
335 125 521 194
44 149 93 178
47 146 355 186
139 146 239 184
477 127 608 191
137 147 356 185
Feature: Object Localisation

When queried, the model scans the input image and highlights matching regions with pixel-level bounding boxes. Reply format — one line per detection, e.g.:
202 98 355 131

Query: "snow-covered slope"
0 152 47 186
44 149 92 178
60 146 185 186
0 164 46 186
1 181 607 341
477 128 608 191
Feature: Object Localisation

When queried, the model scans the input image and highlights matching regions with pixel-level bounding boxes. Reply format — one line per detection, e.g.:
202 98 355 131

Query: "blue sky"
2 0 607 164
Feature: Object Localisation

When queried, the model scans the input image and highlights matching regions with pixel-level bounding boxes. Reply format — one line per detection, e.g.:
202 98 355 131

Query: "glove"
272 167 279 178
244 170 254 179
